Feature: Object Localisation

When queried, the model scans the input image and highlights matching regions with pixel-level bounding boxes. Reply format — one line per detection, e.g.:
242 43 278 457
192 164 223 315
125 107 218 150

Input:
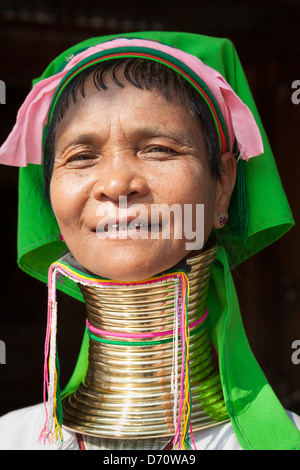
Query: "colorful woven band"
86 313 209 347
47 47 230 154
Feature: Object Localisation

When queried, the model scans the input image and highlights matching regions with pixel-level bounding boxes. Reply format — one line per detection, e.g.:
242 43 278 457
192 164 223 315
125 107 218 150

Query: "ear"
213 152 237 229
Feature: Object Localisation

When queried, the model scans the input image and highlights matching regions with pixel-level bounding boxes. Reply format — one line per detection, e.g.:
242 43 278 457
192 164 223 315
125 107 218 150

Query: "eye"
66 153 98 166
143 146 177 157
149 146 172 152
68 154 95 161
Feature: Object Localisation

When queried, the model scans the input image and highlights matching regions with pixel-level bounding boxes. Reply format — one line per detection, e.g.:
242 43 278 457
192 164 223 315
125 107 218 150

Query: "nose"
92 157 149 203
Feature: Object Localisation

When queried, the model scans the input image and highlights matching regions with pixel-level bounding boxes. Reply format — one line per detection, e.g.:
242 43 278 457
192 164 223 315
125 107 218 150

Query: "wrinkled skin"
50 71 236 281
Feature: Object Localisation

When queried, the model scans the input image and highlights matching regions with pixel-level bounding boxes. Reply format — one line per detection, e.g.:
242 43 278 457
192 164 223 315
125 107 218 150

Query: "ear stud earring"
217 214 228 227
59 233 65 242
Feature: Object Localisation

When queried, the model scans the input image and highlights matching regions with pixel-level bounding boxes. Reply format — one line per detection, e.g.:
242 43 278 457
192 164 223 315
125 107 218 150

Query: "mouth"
100 222 148 232
95 216 161 239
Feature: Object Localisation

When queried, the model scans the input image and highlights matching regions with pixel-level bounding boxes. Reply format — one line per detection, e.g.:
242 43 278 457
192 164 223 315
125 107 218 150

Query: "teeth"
101 223 146 232
112 223 145 230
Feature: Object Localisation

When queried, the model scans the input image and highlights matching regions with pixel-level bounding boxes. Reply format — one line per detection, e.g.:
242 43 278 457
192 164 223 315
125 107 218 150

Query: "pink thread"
173 276 187 448
41 262 201 448
189 421 197 450
38 263 55 443
86 308 208 339
56 263 183 288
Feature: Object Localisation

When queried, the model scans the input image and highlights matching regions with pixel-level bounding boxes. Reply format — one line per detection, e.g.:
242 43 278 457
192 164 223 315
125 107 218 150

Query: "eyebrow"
56 125 197 156
56 133 101 157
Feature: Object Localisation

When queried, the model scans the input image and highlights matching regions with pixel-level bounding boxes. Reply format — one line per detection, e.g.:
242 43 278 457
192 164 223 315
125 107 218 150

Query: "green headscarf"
15 32 299 450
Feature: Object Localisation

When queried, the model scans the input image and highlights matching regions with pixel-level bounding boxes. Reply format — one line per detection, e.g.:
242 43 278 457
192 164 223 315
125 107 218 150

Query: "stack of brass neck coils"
62 246 228 438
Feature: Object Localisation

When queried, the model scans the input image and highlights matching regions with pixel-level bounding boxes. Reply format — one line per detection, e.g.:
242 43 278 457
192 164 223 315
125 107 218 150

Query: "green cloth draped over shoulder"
16 31 299 449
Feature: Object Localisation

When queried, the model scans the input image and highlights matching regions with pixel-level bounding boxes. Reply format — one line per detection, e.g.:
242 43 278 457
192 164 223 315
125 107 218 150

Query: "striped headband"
47 47 230 155
0 37 263 167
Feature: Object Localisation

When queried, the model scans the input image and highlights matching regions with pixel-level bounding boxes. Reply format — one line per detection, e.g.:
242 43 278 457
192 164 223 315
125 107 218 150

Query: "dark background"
0 0 299 416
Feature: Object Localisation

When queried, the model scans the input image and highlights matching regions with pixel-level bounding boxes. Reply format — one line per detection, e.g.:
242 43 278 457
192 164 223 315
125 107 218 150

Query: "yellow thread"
53 368 63 442
177 273 191 449
51 261 187 286
49 261 193 448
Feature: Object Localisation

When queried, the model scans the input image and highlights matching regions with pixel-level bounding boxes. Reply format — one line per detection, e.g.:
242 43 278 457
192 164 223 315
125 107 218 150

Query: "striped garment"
82 435 170 450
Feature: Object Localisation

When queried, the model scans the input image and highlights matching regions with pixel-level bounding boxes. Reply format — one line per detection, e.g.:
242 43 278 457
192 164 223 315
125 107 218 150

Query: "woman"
0 32 299 450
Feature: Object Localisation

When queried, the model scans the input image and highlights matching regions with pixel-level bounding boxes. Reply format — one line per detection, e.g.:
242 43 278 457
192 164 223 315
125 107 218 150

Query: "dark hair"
43 58 224 203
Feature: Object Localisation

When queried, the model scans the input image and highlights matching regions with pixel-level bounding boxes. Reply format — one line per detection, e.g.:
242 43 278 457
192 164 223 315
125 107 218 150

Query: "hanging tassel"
236 157 249 249
172 271 196 450
228 144 249 250
171 279 179 432
38 263 63 445
38 260 195 448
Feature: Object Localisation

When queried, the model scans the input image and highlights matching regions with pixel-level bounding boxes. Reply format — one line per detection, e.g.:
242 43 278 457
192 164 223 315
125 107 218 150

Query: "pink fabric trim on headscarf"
0 37 263 167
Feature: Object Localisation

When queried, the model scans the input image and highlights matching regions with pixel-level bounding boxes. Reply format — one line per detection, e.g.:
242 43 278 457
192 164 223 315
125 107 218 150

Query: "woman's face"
50 71 233 281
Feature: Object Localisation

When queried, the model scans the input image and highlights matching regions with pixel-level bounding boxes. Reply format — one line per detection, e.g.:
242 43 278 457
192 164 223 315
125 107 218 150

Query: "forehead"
54 71 205 148
53 60 202 125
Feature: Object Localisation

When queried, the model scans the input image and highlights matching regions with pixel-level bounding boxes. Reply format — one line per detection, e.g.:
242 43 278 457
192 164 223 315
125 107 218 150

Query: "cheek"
172 167 217 241
203 186 217 237
168 162 215 207
49 173 87 229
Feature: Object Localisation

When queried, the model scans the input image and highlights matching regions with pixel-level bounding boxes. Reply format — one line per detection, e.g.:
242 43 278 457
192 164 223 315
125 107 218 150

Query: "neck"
61 246 228 445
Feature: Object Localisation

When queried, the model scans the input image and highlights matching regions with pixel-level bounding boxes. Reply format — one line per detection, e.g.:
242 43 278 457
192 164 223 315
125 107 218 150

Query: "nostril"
92 172 150 202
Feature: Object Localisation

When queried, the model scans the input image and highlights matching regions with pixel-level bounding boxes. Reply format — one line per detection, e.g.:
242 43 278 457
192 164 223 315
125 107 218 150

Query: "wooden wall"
0 0 299 416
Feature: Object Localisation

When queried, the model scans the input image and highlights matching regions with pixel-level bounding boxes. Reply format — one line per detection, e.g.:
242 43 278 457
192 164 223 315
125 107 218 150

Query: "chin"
86 259 166 282
80 246 186 282
67 234 189 282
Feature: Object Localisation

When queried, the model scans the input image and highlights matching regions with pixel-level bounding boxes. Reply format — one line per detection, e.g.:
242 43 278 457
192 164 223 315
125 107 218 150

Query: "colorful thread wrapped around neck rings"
38 259 196 450
86 310 208 343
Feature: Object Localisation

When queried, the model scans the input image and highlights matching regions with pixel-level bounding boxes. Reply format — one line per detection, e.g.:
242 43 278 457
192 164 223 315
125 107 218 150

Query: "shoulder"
193 409 300 450
286 409 300 430
193 420 243 450
0 403 77 450
0 403 240 450
0 403 299 450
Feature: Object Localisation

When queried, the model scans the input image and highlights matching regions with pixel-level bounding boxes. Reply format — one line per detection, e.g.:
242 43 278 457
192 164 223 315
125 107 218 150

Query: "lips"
95 214 161 239
96 215 146 232
101 222 147 232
